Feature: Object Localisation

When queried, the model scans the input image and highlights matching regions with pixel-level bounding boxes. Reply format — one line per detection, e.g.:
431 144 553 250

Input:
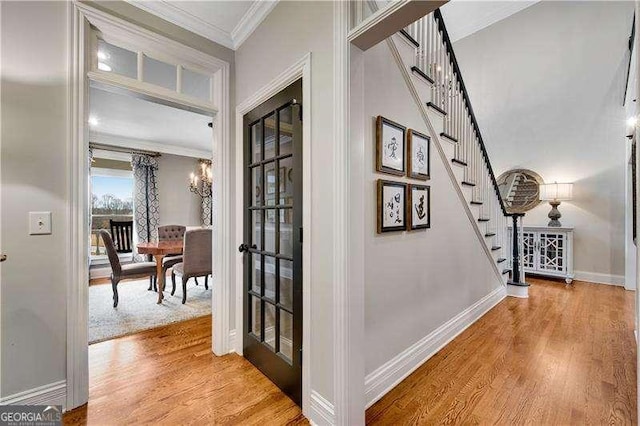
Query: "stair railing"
405 10 524 282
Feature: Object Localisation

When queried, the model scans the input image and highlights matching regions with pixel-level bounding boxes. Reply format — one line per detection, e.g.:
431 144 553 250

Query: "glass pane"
279 210 293 257
251 254 261 293
264 113 276 159
279 106 293 156
252 210 262 251
279 156 293 201
264 161 277 206
279 309 293 361
265 209 276 253
251 121 262 164
143 55 176 90
97 39 137 79
264 256 276 300
250 296 262 339
265 302 276 350
280 259 293 310
252 166 262 206
182 68 210 101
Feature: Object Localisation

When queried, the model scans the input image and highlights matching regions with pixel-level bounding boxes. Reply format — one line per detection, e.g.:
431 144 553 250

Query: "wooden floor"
64 277 636 425
367 278 637 425
63 316 307 425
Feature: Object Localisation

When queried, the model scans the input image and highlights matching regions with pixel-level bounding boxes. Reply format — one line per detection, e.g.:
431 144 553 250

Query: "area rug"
89 278 211 344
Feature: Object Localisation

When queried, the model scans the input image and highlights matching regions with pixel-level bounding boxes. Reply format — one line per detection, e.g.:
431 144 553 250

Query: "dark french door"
241 79 303 405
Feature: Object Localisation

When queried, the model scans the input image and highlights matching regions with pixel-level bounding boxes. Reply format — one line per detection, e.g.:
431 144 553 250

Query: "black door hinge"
299 227 303 244
299 348 303 365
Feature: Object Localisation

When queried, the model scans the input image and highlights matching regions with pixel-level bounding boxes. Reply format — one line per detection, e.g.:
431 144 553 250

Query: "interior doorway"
87 83 214 344
241 79 303 405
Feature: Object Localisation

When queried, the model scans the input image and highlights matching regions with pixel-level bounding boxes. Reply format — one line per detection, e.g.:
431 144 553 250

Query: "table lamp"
539 182 573 227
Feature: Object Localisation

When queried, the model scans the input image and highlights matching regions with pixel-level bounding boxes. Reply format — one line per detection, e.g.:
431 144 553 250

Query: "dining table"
137 240 183 304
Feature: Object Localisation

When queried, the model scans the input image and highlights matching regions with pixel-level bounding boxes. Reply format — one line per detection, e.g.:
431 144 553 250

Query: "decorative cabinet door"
537 232 566 274
522 232 536 270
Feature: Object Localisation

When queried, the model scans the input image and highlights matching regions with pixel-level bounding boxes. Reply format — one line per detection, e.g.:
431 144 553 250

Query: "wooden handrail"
433 9 512 217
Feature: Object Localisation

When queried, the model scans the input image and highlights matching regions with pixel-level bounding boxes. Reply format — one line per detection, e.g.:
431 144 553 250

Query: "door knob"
238 243 257 253
0 254 6 262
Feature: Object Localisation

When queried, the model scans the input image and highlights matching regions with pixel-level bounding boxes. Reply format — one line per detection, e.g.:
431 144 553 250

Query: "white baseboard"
364 285 507 408
0 380 67 409
89 266 111 280
308 390 335 426
574 271 625 287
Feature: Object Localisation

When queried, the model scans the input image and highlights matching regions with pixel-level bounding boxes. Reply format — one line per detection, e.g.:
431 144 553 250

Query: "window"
90 158 134 260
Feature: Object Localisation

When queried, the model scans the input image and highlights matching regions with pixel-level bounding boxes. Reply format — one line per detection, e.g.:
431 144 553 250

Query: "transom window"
91 30 215 107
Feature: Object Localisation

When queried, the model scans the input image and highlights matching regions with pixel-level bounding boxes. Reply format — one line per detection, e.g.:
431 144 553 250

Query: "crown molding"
90 131 212 159
231 1 279 50
125 0 234 49
126 0 280 51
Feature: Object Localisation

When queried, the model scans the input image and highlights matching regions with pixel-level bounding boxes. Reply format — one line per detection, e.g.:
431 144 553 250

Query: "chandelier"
189 159 212 198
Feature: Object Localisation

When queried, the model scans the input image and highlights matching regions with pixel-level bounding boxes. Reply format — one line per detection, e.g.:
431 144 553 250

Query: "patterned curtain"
202 194 212 227
132 154 159 261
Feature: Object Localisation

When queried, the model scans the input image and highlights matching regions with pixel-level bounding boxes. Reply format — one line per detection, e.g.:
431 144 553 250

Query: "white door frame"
234 53 312 415
67 2 232 410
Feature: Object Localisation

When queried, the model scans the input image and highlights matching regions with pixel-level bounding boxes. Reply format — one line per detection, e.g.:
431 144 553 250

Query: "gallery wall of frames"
375 115 431 233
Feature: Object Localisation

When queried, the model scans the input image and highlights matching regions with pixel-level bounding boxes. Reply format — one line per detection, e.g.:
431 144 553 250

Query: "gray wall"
157 154 202 227
1 1 69 396
0 0 233 401
452 1 634 283
236 0 336 403
361 40 502 376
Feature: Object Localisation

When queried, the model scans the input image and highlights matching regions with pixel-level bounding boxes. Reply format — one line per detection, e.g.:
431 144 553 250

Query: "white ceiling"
441 0 540 42
126 0 279 50
89 87 212 157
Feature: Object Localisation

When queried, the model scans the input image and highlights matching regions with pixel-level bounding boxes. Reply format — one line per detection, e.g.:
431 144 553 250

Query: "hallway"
367 278 637 424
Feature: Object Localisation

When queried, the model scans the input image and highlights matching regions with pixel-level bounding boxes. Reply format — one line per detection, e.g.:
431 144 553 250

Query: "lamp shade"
539 183 573 201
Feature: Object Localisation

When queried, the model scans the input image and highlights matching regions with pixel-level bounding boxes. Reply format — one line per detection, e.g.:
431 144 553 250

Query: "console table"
509 225 574 284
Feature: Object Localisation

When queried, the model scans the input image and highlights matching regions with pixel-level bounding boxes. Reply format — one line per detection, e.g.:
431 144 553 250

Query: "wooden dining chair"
100 230 157 308
171 229 212 304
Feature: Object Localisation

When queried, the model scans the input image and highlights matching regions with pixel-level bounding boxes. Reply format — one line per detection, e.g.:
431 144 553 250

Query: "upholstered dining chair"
100 230 157 308
171 228 212 304
147 225 187 292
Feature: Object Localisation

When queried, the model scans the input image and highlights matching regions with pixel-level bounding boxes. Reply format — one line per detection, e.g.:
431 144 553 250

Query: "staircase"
389 9 527 295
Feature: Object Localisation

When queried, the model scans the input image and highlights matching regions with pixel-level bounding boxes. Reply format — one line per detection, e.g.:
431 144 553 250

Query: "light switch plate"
29 212 52 235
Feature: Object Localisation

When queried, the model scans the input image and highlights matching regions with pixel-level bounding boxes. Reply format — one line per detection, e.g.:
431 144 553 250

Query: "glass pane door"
242 79 302 406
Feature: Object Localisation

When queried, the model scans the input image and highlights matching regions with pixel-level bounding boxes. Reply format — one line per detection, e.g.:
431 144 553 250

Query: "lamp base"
547 201 562 227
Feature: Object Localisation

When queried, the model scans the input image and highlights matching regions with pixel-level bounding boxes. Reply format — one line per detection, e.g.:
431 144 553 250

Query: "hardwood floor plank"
63 316 307 425
366 278 637 425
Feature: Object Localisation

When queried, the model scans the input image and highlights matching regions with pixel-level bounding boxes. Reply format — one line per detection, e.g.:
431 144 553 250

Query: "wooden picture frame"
376 116 406 176
408 184 431 230
377 179 407 233
407 129 430 180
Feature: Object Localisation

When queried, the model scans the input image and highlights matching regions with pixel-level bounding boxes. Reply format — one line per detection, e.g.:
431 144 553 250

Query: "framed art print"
377 179 407 233
407 129 430 180
408 184 430 230
376 116 406 176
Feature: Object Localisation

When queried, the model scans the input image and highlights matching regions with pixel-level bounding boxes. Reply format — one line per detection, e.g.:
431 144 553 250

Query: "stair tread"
470 201 483 205
461 181 476 187
478 218 490 222
491 246 502 251
399 29 419 48
426 102 447 116
502 269 512 275
451 158 468 167
497 258 507 263
485 233 496 237
410 66 434 84
440 132 459 143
